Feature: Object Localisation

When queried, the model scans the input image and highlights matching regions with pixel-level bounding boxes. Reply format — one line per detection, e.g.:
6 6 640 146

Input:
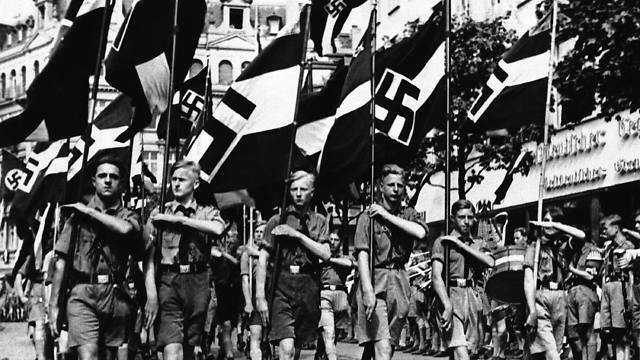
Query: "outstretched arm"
369 204 427 240
271 225 331 261
441 236 494 268
530 220 585 241
62 203 138 236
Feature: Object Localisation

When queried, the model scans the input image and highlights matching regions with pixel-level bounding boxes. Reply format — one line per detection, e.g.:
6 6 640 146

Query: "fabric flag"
466 12 551 131
318 8 445 186
157 66 209 144
1 150 28 201
105 0 206 129
0 0 38 27
0 0 111 146
493 150 533 205
67 94 136 197
310 0 367 56
184 6 309 192
11 141 69 225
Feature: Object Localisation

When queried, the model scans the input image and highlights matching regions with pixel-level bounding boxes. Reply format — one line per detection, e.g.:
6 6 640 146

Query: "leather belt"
537 281 563 291
73 271 113 285
160 261 208 274
374 261 405 270
450 278 473 288
322 284 347 291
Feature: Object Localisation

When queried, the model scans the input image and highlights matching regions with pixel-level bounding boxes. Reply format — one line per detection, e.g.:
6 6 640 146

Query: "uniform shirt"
600 238 635 278
260 206 329 270
147 200 224 265
55 197 142 280
524 240 565 284
354 205 428 267
321 254 354 287
431 230 485 280
564 240 601 285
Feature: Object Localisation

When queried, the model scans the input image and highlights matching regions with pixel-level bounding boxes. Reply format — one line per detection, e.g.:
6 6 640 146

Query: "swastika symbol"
181 90 205 123
4 168 26 191
375 69 420 146
324 0 347 17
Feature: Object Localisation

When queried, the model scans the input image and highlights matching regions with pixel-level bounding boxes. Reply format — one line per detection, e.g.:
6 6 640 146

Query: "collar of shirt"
449 229 473 244
87 195 123 215
284 205 312 220
168 199 198 215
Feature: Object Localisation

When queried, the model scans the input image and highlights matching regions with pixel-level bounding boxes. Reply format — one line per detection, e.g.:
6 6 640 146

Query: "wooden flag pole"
532 0 558 294
368 0 378 292
268 1 313 316
443 0 452 295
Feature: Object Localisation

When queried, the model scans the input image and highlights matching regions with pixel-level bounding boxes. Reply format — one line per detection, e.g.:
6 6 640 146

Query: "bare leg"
221 320 234 358
278 338 295 360
164 342 184 360
453 345 470 360
249 325 263 360
373 339 392 360
76 344 99 360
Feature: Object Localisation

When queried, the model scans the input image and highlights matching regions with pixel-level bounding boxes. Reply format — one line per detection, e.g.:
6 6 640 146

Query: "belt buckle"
128 282 135 289
97 274 109 284
289 265 300 274
456 278 466 287
549 282 558 290
179 265 190 274
329 285 337 291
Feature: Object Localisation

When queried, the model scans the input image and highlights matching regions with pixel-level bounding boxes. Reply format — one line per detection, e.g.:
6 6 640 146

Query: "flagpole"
368 0 378 291
158 0 181 218
443 0 452 295
268 0 312 315
533 0 558 291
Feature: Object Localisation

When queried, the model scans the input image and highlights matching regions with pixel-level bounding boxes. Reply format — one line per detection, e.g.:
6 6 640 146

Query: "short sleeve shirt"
260 206 329 269
431 230 485 280
148 200 224 265
524 240 565 284
354 205 427 266
54 197 142 280
601 238 635 278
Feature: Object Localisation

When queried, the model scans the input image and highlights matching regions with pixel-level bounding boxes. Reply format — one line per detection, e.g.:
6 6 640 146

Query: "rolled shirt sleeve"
259 215 280 254
54 216 76 258
431 237 444 264
353 213 370 255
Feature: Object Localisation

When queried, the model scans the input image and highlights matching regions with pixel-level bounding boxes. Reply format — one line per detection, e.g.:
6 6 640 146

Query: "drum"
485 245 526 304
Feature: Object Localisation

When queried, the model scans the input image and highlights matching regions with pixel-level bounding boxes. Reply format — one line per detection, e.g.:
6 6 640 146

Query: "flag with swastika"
1 150 28 201
310 0 367 56
317 5 445 187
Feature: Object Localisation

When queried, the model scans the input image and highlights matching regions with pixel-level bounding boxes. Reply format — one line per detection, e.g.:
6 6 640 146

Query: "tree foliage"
408 16 539 200
555 0 640 120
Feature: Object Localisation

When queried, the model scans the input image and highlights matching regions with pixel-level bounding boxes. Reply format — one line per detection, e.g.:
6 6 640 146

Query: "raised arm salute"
255 170 330 360
431 200 493 360
355 164 428 360
49 157 143 360
143 160 225 360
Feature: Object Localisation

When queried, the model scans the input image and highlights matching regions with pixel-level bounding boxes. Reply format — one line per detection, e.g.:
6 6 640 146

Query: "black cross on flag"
1 150 28 201
310 0 367 56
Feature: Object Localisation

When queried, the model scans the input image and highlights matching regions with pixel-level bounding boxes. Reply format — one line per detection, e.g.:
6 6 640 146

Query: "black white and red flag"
184 6 309 192
310 0 367 56
0 0 111 146
157 66 209 145
105 0 206 130
467 12 552 131
317 7 445 186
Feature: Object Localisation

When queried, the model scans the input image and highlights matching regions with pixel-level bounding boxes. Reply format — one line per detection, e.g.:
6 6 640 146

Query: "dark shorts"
215 282 241 326
157 271 211 348
269 272 320 346
67 284 133 348
567 285 598 339
248 310 263 327
28 282 47 323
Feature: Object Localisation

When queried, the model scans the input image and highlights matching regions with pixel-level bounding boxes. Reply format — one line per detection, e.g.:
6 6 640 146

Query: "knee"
376 340 392 358
279 342 295 359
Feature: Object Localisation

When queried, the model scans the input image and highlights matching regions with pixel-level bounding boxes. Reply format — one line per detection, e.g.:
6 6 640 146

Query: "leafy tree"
409 16 540 201
555 0 640 121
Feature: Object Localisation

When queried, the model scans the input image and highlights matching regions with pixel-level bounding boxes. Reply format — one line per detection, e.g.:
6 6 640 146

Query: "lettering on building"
536 129 607 164
545 167 607 190
618 115 640 138
614 158 640 175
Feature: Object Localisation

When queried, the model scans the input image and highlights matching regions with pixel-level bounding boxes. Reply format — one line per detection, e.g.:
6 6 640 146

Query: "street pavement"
0 322 446 360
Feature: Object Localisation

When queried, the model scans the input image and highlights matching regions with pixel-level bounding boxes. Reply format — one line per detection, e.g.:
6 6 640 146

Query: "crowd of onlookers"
0 273 29 322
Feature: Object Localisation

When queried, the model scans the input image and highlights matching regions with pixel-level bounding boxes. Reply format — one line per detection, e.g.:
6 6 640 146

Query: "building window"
229 8 244 29
1 73 5 99
10 70 16 98
218 60 233 85
241 61 251 71
21 66 27 94
142 150 159 181
190 59 204 79
34 60 40 76
267 15 282 35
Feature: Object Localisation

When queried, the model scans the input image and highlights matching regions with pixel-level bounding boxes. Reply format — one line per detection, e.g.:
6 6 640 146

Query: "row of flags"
0 0 563 273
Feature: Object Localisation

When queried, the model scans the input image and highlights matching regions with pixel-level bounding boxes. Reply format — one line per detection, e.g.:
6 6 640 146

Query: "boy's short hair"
602 214 622 228
380 164 405 182
170 159 201 178
91 156 126 178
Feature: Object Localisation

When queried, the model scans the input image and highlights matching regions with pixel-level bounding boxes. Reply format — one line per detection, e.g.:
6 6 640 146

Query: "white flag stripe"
77 0 104 17
468 52 548 123
335 80 370 118
67 125 129 180
18 141 65 193
135 53 171 118
215 101 248 134
412 42 445 104
32 202 51 270
296 116 335 155
46 154 69 175
185 130 215 178
321 14 339 54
